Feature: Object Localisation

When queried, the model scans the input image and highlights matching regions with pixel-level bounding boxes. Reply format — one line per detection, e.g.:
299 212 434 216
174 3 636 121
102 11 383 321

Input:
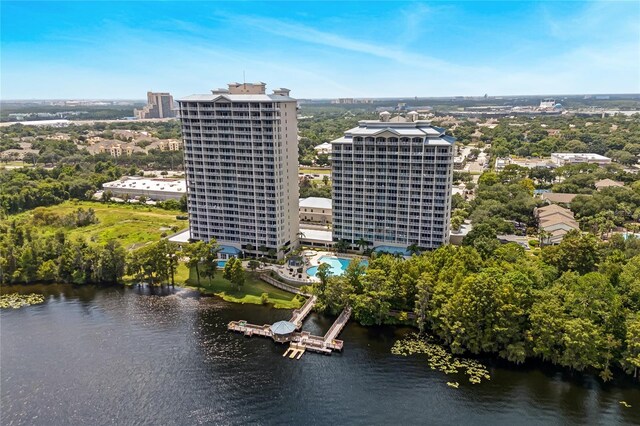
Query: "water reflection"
1 284 638 425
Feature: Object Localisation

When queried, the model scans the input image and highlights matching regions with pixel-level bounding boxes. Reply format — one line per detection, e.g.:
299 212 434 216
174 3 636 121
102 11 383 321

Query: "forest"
0 163 126 214
312 233 640 380
297 111 376 165
480 114 640 162
0 211 212 287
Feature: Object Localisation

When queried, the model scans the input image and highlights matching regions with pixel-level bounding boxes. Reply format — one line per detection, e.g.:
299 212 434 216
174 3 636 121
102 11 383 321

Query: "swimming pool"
306 256 368 277
217 260 227 268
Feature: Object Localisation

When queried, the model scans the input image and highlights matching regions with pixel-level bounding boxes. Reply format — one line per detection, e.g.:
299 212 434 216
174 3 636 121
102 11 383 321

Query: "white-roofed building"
551 153 611 166
102 177 186 200
299 197 332 224
298 227 333 249
314 142 332 155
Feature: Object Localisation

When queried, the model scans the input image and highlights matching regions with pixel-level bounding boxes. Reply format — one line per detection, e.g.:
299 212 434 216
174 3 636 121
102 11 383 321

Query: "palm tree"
356 238 370 253
538 229 552 247
334 239 350 253
406 243 421 256
248 259 260 276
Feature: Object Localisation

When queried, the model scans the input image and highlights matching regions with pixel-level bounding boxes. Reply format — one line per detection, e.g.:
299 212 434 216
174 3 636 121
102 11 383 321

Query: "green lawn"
9 200 301 309
1 161 33 168
185 268 302 309
299 167 331 175
13 200 186 249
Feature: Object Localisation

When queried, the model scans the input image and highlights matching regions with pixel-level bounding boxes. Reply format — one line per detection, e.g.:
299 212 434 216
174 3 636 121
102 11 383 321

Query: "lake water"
1 284 638 425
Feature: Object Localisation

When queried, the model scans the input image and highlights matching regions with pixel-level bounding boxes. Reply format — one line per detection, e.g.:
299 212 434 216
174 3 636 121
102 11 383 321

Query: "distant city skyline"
1 1 639 100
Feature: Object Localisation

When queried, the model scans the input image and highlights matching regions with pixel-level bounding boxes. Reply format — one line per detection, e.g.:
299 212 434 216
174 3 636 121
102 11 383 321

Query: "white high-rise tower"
331 112 455 252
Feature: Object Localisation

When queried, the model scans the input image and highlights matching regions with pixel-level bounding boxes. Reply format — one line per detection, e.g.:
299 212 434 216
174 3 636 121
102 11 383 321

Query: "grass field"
185 268 302 309
12 200 187 249
299 167 331 175
9 200 301 309
0 161 33 168
311 179 331 186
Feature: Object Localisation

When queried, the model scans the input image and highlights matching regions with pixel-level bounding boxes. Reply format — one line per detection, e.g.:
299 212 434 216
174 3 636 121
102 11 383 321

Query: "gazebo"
270 321 297 342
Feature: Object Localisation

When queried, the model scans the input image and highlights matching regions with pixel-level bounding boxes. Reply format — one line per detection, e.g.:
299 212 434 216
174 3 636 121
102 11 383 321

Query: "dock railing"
289 295 317 327
323 306 352 344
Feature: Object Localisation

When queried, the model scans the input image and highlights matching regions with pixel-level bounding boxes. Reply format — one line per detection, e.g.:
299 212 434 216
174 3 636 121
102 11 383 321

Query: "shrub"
529 239 539 247
260 292 269 305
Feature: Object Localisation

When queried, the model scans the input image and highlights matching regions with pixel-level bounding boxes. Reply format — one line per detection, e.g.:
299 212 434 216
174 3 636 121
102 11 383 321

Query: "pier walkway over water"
289 295 316 327
324 306 352 343
228 277 351 358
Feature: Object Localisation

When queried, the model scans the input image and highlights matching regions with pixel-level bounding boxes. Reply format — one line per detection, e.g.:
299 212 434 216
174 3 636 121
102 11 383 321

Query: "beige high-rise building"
135 92 175 119
178 83 299 259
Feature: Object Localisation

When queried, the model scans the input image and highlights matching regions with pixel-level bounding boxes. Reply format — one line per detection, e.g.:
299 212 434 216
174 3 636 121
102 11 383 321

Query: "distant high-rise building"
135 92 175 119
177 83 299 259
331 112 455 252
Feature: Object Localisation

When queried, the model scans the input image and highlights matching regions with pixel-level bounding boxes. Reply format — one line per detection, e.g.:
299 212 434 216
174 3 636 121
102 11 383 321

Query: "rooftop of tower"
330 112 455 145
177 83 294 102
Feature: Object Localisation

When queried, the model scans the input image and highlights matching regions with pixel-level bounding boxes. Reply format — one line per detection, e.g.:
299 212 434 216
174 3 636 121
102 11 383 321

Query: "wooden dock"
283 343 306 359
289 295 317 328
227 288 352 358
227 321 273 337
324 306 352 344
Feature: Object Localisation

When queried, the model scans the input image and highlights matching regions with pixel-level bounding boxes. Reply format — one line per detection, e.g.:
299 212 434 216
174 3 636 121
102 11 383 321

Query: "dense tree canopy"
312 235 640 379
0 162 122 214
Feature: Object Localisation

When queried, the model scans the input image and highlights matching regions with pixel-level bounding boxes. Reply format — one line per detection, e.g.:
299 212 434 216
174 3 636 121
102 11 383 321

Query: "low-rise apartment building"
594 179 624 190
540 192 579 206
535 204 580 245
314 142 332 155
299 197 332 224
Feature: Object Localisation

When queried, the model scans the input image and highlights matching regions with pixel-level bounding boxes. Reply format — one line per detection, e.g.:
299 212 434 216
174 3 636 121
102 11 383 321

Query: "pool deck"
304 251 369 277
306 251 363 267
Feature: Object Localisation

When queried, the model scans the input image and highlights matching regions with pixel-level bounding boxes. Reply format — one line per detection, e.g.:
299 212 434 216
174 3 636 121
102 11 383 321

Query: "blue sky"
1 1 639 99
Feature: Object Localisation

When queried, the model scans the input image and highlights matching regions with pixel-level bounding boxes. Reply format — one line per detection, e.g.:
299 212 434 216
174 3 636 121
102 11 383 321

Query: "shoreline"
2 281 638 383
